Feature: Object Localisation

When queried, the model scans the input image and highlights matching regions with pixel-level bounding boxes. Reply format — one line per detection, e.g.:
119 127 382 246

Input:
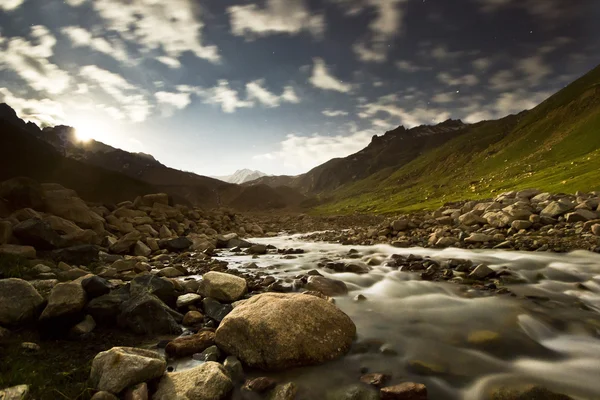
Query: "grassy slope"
315 65 600 214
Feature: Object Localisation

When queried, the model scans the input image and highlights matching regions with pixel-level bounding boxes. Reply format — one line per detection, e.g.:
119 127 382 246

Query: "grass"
313 65 600 215
0 254 31 279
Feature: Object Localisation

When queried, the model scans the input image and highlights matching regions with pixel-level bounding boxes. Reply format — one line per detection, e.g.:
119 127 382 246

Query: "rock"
516 188 541 199
82 275 112 298
13 218 64 249
467 330 500 345
248 244 268 255
202 297 233 322
305 276 348 296
52 244 99 265
40 281 87 321
43 187 105 233
165 330 215 358
193 345 220 362
269 383 298 400
0 177 44 210
158 267 185 278
86 286 131 324
90 347 166 394
183 310 204 326
540 201 573 218
133 241 152 257
91 391 119 400
468 264 495 280
391 219 409 231
592 224 600 236
0 385 30 400
380 382 427 400
159 237 193 252
130 275 176 306
565 209 597 222
223 356 244 382
124 382 148 400
436 237 458 247
216 233 238 248
484 211 514 228
57 268 90 281
407 360 447 375
243 377 277 393
328 384 379 400
141 193 169 207
0 325 11 342
198 271 247 302
71 314 96 336
458 212 487 226
110 231 142 254
117 292 182 335
360 373 390 388
0 220 12 244
464 233 494 243
21 341 40 351
511 220 532 230
153 361 233 400
0 278 44 325
0 244 36 258
489 385 572 400
215 292 356 370
177 293 202 308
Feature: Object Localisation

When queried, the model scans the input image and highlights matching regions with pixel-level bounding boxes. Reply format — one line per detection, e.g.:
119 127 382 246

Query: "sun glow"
72 117 107 143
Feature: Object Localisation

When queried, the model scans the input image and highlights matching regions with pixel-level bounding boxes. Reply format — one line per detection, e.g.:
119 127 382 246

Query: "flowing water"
187 233 600 399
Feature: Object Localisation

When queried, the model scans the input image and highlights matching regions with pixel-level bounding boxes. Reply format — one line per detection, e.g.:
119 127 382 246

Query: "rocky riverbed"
1 179 600 399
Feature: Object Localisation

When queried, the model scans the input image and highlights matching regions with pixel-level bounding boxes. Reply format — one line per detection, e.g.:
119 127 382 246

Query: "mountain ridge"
212 169 269 185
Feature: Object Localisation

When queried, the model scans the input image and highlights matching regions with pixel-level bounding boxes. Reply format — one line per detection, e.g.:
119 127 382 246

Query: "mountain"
213 169 269 184
0 104 307 211
313 64 600 214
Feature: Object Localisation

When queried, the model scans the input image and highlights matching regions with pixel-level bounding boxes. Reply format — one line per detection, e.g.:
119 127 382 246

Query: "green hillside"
315 64 600 214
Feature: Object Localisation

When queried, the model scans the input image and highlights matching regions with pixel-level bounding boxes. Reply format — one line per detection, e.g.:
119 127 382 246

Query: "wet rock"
183 310 204 326
467 330 500 346
305 275 348 296
407 360 447 376
490 385 572 399
243 377 278 393
468 264 495 280
153 361 233 400
327 384 379 400
202 297 233 322
165 330 215 358
592 224 600 236
198 271 247 302
159 237 193 252
248 244 268 255
90 347 166 394
0 385 30 400
360 373 390 388
0 278 44 325
82 275 111 298
117 292 182 335
354 294 368 302
193 345 220 362
380 382 427 400
224 355 244 382
215 292 356 370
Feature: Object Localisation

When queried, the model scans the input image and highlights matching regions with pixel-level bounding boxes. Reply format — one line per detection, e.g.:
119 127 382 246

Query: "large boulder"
153 362 233 400
51 244 100 265
0 177 44 211
158 237 193 252
141 193 169 207
39 281 87 321
565 209 597 222
0 278 44 325
198 271 247 302
43 187 105 234
0 244 36 258
541 201 574 218
130 275 176 306
109 231 142 254
458 212 486 226
86 286 131 325
90 347 166 394
117 292 182 335
215 293 356 370
13 218 65 249
43 215 84 236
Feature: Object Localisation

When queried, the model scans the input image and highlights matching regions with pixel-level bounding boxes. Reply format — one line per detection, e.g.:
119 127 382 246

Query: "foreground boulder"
0 278 44 325
198 271 248 302
13 218 64 249
117 292 182 335
90 347 166 394
215 293 356 370
153 361 233 400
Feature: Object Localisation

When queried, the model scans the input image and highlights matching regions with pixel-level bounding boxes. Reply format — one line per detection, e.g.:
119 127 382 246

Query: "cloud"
91 0 219 63
0 0 24 11
322 109 349 117
0 25 70 94
228 0 324 39
395 60 430 72
246 80 301 107
517 55 552 86
156 56 181 69
358 94 451 128
80 65 151 122
155 91 191 109
64 0 87 7
202 80 254 113
474 0 569 21
431 92 455 103
473 57 492 70
309 58 353 93
61 26 129 63
437 72 479 86
281 86 300 104
464 89 551 123
0 87 66 126
254 128 377 173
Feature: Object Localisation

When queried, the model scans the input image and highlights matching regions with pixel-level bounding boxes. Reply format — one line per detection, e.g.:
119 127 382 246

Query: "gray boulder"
153 361 233 400
117 292 182 335
0 278 44 325
198 272 247 302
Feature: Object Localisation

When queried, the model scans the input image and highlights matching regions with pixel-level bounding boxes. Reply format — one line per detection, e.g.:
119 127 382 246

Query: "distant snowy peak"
213 169 269 184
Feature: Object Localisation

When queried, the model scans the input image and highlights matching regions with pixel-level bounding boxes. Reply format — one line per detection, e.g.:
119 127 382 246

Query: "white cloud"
156 56 181 69
246 80 300 108
437 72 479 86
80 65 151 122
322 109 349 117
489 70 518 91
431 92 455 103
358 94 451 128
155 91 191 109
464 90 551 123
0 0 24 11
396 60 429 72
0 26 70 94
228 0 324 39
254 128 376 173
64 0 87 6
518 55 552 86
309 58 353 93
92 0 219 63
475 0 567 21
0 87 66 126
61 26 129 63
202 80 254 113
473 57 492 70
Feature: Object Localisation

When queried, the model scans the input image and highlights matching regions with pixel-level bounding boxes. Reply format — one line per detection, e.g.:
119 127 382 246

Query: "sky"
0 0 599 176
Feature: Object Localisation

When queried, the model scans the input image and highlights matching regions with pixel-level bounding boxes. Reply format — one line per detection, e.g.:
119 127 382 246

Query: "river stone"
117 292 182 335
464 233 494 243
0 385 30 400
565 209 597 222
0 220 12 244
458 211 487 226
193 345 221 362
468 265 495 280
0 244 36 258
327 384 379 400
380 382 427 400
490 385 572 399
40 281 87 320
165 330 215 358
82 275 111 298
90 347 166 394
540 201 573 218
177 293 202 308
13 218 64 250
110 231 142 254
304 276 348 296
91 391 119 400
592 224 600 236
269 383 298 400
183 310 204 326
202 297 232 322
133 241 152 257
224 355 244 382
0 278 44 325
511 220 532 230
153 361 233 400
243 377 277 393
215 292 356 370
52 244 100 265
159 237 193 252
70 314 96 336
391 219 409 231
158 266 185 278
198 271 247 302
